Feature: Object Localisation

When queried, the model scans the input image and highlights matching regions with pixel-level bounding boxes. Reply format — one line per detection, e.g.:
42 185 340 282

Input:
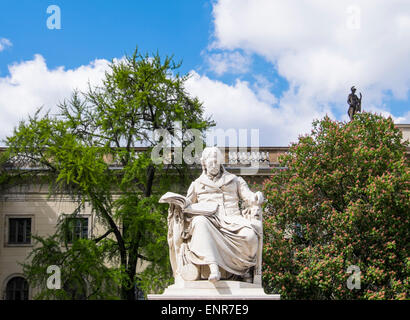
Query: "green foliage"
262 112 409 299
22 236 124 300
0 148 11 191
3 47 214 299
136 262 174 298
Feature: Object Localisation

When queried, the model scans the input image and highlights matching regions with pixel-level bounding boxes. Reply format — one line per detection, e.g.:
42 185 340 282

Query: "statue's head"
201 147 225 176
351 86 356 93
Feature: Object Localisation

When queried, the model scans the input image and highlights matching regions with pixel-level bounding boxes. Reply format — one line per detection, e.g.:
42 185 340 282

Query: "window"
65 217 89 243
5 277 29 300
8 218 31 244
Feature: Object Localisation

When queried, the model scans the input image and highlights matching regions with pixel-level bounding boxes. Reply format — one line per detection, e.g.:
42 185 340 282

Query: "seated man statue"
164 146 264 284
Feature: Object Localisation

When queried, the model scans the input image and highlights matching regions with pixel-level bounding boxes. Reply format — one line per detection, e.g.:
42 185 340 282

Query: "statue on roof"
347 86 362 121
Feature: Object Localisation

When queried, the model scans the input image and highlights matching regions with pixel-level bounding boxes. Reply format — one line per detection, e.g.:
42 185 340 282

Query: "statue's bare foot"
208 264 221 283
208 272 221 283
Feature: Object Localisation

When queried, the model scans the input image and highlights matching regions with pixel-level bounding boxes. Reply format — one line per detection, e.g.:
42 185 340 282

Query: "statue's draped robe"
168 169 261 278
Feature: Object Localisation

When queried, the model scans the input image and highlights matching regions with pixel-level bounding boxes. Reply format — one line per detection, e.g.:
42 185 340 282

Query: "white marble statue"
161 146 264 285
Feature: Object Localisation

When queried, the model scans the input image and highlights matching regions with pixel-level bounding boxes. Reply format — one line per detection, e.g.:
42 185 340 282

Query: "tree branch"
93 229 113 243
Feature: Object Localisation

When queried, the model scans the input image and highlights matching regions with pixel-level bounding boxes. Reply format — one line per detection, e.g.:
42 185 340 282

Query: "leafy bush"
262 112 409 299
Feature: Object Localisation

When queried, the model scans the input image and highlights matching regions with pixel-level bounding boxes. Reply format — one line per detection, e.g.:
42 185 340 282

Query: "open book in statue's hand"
159 192 187 208
159 192 218 216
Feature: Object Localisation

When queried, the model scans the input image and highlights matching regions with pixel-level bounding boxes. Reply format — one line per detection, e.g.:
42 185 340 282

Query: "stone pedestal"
147 280 280 300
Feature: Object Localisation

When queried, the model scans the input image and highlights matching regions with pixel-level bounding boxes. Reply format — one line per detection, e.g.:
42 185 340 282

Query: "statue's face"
205 154 220 176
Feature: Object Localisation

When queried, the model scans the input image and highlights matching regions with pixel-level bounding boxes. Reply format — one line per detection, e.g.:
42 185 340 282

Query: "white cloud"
3 0 409 149
395 111 410 123
0 52 342 147
185 71 330 146
206 51 251 75
0 38 12 52
0 54 110 143
205 0 410 141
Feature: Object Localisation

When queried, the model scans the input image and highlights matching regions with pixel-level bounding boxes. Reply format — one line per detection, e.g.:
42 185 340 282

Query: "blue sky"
0 1 212 72
0 0 409 146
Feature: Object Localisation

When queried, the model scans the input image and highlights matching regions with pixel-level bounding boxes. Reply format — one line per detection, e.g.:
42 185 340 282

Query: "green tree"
262 112 409 299
22 235 124 300
3 48 214 300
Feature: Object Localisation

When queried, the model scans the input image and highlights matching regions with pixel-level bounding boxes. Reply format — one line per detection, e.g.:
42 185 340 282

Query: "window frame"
2 275 30 300
4 215 34 247
62 214 91 244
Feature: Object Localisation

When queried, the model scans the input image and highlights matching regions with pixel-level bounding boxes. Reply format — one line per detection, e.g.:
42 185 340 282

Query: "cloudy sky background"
1 0 409 146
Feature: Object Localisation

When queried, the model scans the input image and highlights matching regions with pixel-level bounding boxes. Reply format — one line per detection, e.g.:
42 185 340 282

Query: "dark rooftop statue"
347 86 362 121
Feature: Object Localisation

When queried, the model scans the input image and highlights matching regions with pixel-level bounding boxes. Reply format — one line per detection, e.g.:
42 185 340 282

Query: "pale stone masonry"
0 185 100 299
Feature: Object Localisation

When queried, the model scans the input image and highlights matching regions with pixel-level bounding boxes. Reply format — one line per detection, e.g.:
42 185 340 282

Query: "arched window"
5 276 29 300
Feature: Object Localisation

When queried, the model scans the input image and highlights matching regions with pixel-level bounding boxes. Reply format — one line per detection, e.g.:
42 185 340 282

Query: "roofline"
395 123 410 128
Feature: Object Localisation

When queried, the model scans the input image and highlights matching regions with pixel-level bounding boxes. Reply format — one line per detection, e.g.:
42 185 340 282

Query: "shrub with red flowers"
262 112 409 299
